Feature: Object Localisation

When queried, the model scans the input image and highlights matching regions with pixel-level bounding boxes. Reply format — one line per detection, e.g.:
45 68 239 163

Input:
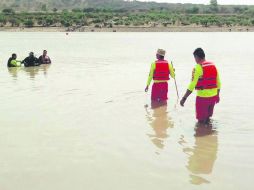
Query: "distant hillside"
0 0 123 11
1 0 254 30
0 0 115 11
0 0 210 12
0 0 253 13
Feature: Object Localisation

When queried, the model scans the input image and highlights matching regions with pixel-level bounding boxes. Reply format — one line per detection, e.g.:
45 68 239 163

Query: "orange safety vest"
153 60 170 80
196 61 218 90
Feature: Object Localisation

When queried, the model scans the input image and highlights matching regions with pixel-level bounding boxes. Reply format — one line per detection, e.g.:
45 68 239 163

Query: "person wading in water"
145 49 175 108
180 48 221 124
39 50 51 64
7 53 22 67
22 52 40 67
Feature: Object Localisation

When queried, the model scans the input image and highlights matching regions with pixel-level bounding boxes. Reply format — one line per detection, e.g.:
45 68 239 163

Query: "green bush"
24 19 34 27
251 19 254 26
72 8 82 13
9 18 20 26
186 7 199 14
0 15 6 24
2 8 15 15
0 7 253 29
61 19 73 27
45 16 54 26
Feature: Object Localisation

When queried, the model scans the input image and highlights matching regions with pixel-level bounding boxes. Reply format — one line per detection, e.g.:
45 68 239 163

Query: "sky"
138 0 254 5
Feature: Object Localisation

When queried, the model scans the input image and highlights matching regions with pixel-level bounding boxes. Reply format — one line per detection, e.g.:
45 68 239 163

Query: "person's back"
22 52 40 67
7 57 13 67
145 49 175 104
23 57 39 67
180 48 221 124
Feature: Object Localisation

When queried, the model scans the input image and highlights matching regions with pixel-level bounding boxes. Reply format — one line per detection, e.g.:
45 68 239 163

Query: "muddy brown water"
0 32 253 190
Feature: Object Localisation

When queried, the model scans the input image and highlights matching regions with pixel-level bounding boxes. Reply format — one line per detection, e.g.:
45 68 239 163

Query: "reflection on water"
8 65 51 79
146 101 174 149
182 122 218 185
8 67 22 79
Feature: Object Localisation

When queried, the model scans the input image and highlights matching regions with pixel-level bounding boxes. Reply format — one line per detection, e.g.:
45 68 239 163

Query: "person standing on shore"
180 48 221 124
39 50 51 64
145 49 175 107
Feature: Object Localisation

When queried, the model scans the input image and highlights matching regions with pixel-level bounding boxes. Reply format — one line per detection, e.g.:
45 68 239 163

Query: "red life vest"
196 61 218 90
153 60 170 80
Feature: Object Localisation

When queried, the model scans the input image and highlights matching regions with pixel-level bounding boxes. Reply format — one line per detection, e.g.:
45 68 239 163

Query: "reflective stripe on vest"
153 60 170 80
196 61 218 90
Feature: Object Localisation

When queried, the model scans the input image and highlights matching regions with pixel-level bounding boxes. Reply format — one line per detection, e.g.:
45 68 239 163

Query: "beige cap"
157 49 166 56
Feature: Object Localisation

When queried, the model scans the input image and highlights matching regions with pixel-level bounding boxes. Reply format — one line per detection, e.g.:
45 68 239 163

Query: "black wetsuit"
22 56 40 67
7 57 14 67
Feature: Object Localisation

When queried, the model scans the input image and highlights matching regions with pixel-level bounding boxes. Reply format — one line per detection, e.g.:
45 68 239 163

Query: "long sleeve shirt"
146 61 175 86
188 64 221 98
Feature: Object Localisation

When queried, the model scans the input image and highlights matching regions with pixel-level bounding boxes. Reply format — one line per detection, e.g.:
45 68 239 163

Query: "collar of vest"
199 61 214 67
156 60 168 64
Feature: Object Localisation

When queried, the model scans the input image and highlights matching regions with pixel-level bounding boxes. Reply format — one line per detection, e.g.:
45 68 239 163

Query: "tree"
9 18 20 27
186 6 199 14
24 19 34 27
233 6 245 14
61 19 72 27
45 17 54 26
2 8 15 15
210 0 219 13
72 8 82 13
83 8 95 13
245 8 254 17
251 19 254 26
41 4 47 12
62 9 69 14
200 18 209 27
0 15 7 25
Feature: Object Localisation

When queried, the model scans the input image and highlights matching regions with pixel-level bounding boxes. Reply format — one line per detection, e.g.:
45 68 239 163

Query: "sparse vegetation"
0 0 254 29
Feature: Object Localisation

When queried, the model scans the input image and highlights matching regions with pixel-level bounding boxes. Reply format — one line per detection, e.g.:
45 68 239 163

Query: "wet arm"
146 62 155 87
16 59 23 64
187 64 202 92
21 58 27 64
169 62 175 79
180 65 202 106
217 71 221 96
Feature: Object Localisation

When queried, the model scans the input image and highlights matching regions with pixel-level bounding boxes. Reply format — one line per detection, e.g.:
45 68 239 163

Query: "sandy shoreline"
0 26 253 32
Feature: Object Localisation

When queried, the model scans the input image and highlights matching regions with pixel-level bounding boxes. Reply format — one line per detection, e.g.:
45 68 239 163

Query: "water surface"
0 32 253 190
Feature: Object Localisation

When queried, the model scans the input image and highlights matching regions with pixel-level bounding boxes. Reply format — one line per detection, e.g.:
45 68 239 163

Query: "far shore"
0 26 253 32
